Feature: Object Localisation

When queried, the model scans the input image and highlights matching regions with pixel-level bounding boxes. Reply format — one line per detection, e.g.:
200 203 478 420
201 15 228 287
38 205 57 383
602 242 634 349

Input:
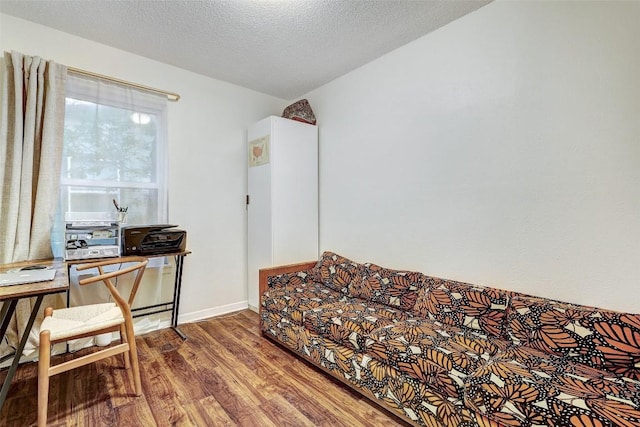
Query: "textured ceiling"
0 0 490 100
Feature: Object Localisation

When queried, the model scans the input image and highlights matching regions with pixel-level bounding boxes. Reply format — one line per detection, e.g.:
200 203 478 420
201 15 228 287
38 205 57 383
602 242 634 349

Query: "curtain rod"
67 67 181 102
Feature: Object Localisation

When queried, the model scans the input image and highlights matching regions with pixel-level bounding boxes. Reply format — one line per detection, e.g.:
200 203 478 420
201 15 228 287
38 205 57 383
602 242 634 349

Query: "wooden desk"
0 259 68 410
66 251 190 339
0 251 189 409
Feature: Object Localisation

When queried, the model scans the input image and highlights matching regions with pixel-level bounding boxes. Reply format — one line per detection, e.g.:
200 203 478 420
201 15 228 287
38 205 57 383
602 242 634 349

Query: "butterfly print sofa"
259 251 640 427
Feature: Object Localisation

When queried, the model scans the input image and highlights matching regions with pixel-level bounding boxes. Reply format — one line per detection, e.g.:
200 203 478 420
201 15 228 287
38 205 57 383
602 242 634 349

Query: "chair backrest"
76 256 148 317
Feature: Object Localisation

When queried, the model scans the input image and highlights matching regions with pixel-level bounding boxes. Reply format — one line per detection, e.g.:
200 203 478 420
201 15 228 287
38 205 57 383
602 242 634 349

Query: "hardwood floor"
0 310 408 426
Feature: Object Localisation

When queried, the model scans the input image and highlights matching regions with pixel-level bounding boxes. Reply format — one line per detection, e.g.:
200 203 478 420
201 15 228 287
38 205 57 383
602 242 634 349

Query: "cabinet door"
247 119 273 309
247 116 318 310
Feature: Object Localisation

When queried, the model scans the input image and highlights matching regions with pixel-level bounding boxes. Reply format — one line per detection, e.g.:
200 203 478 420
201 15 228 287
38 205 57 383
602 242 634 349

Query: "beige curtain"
0 51 67 361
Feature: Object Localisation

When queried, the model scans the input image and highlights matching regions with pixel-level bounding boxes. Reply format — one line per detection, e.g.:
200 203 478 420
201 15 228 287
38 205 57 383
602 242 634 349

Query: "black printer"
121 224 187 256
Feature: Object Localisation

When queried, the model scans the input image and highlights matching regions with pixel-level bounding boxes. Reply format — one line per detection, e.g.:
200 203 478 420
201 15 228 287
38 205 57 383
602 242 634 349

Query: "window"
51 74 168 256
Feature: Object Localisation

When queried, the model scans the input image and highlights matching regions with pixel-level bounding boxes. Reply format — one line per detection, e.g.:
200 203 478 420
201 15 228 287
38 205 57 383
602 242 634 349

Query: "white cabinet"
247 116 318 309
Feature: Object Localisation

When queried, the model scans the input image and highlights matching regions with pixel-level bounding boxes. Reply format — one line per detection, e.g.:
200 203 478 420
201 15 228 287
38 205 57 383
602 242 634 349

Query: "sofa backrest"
505 295 640 380
412 276 513 338
348 263 427 312
313 251 364 293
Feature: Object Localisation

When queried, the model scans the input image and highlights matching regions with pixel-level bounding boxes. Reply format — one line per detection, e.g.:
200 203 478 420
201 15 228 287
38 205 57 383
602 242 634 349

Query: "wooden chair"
37 256 148 427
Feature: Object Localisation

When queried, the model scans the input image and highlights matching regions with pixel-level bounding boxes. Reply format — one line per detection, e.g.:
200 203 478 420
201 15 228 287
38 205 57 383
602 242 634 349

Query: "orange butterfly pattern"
465 344 640 426
505 296 640 380
349 263 427 311
260 252 640 427
413 277 513 337
261 280 348 325
302 300 407 350
315 251 364 293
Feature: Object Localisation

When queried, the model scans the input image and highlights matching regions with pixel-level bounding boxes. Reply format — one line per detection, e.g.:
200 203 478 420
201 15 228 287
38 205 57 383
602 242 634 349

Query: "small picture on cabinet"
249 135 270 167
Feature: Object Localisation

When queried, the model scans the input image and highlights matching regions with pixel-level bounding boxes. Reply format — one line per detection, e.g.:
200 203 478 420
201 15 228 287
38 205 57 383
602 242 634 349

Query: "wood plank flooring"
0 310 409 426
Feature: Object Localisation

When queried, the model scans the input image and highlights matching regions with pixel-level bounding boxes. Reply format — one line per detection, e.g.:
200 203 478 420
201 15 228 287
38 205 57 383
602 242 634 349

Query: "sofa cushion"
267 269 317 289
348 263 426 312
261 281 347 325
261 310 309 353
262 308 476 427
413 277 512 338
464 346 640 427
303 300 408 351
364 317 510 402
505 295 640 379
314 251 364 293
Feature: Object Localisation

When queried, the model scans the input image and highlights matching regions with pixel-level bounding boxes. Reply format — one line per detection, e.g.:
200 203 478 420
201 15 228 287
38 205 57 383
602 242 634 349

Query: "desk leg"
0 295 44 409
0 300 18 345
171 255 187 340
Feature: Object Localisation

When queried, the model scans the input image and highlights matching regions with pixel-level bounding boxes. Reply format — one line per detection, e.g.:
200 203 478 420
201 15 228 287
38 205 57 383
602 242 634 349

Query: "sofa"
259 251 640 427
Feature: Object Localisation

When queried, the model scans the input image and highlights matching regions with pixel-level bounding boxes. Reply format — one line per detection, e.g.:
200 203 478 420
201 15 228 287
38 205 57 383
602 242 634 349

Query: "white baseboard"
178 301 249 324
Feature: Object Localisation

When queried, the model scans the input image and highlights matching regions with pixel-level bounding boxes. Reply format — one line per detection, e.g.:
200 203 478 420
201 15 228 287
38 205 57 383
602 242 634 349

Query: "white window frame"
52 75 168 256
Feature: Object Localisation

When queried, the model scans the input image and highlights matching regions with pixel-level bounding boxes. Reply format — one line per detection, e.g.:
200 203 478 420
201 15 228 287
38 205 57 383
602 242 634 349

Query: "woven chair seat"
37 256 148 427
40 302 123 342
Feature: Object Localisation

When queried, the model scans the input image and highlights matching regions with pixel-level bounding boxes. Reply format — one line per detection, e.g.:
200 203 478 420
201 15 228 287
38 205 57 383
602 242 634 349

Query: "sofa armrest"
258 261 318 315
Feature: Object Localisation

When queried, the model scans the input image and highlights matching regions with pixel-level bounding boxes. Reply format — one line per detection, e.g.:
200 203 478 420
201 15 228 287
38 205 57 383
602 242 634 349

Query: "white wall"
3 1 639 317
306 1 640 313
0 14 286 321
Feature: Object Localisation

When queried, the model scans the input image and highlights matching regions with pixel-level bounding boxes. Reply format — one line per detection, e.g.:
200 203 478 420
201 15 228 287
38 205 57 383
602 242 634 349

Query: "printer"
121 224 187 256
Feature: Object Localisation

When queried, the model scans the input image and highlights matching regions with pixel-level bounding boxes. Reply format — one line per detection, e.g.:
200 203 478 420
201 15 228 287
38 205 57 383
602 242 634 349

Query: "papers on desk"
0 269 56 287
